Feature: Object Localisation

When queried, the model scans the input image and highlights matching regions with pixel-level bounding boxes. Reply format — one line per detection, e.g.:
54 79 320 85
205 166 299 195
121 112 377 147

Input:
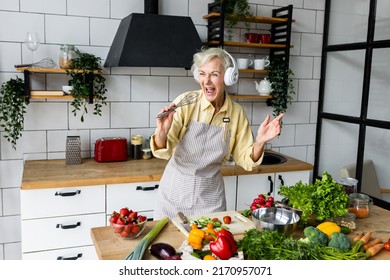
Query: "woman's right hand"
154 103 176 149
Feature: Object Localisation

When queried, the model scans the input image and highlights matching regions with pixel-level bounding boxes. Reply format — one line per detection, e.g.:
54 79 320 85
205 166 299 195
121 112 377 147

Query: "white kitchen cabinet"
224 176 237 211
106 181 160 221
22 245 98 260
236 170 311 211
20 185 106 260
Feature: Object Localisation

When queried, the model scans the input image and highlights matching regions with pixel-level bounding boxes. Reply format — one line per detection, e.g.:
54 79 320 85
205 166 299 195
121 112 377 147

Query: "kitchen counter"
21 151 312 190
90 205 390 260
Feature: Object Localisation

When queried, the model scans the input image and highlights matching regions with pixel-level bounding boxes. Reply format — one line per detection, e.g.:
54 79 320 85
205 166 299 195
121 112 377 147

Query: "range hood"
104 0 203 69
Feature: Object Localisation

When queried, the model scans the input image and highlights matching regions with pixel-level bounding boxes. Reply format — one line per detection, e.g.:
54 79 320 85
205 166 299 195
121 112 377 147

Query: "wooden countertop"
91 205 390 260
21 151 313 190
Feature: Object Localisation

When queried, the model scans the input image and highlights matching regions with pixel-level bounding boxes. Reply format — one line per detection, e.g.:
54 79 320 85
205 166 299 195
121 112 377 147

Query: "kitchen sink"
261 152 287 165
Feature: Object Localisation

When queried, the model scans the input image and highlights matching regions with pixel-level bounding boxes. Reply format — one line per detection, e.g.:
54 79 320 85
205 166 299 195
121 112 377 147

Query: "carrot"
352 231 373 253
366 243 384 258
353 232 363 242
363 238 382 251
360 231 373 244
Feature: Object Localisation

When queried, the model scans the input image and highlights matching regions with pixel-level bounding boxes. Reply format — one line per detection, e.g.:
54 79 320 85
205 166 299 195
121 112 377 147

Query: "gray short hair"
191 47 232 74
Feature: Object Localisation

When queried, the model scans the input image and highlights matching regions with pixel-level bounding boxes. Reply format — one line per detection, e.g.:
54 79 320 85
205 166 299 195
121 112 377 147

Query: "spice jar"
131 135 143 160
335 212 357 231
348 198 370 218
59 44 76 69
142 148 152 160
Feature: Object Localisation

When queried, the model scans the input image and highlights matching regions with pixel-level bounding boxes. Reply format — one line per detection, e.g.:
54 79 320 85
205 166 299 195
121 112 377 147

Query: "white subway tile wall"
0 0 325 259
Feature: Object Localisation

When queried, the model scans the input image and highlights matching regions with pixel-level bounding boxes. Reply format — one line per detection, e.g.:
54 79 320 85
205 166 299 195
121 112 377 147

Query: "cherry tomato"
223 215 232 224
384 241 390 251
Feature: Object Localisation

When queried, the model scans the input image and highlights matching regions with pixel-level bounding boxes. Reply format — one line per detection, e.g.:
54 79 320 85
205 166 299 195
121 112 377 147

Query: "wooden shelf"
239 69 268 74
203 13 295 24
208 40 292 49
229 94 271 100
16 67 101 74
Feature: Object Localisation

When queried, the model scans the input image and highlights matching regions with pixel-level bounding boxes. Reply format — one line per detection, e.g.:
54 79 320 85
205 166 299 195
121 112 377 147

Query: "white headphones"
193 49 239 86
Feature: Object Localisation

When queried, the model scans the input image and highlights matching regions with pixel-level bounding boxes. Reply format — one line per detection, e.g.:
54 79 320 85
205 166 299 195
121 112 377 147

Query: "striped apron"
153 120 230 219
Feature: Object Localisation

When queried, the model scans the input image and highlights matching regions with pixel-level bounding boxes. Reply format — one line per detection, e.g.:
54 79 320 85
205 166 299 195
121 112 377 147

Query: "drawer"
22 213 106 253
22 245 98 260
107 182 159 214
21 185 105 219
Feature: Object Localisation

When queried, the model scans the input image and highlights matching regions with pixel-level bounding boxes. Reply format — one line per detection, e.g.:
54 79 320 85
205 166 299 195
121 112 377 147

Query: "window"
315 0 390 208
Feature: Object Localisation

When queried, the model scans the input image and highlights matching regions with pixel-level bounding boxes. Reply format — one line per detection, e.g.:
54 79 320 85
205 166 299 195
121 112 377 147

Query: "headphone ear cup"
224 66 238 86
193 68 199 82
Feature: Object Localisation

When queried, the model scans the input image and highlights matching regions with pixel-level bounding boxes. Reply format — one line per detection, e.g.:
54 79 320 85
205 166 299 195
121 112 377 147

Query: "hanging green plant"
67 49 107 122
215 0 253 41
0 77 28 149
266 55 295 116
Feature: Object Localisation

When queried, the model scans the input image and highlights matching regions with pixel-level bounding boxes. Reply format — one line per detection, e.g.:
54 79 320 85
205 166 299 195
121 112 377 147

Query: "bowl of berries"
109 207 147 239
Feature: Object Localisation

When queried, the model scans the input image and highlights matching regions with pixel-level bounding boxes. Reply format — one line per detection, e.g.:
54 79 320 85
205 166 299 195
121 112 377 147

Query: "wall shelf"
16 67 101 101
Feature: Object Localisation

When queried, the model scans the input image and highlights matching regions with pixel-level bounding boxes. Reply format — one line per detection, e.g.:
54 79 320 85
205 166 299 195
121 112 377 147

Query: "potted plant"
0 77 28 149
67 49 107 122
214 0 254 41
266 55 295 116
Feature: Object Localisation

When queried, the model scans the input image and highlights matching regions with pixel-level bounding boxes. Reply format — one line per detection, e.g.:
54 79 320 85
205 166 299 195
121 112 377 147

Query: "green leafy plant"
279 172 349 225
67 49 107 122
266 55 295 116
215 0 254 41
0 77 28 149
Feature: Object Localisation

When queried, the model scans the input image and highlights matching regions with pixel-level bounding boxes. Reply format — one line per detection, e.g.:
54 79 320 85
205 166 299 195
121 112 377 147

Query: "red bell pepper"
209 229 237 260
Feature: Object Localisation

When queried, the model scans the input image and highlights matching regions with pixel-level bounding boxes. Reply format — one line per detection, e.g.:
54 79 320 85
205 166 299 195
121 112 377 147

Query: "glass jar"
59 45 76 69
348 198 370 218
131 135 143 160
335 212 357 231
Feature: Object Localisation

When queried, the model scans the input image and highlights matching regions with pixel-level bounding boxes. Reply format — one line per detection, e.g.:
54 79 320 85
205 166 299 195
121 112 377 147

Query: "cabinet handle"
56 222 81 229
57 253 83 260
278 175 285 186
267 176 274 196
136 184 159 191
55 190 81 196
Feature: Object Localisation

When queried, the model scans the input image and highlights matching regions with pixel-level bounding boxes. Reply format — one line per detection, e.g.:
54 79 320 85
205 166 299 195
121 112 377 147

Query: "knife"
177 212 191 232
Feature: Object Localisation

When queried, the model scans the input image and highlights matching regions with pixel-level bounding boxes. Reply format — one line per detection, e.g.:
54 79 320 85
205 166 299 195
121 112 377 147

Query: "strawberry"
119 207 130 217
137 215 147 222
128 211 138 220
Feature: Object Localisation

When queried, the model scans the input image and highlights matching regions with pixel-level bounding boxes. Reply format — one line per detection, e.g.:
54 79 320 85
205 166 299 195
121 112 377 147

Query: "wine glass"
25 32 40 65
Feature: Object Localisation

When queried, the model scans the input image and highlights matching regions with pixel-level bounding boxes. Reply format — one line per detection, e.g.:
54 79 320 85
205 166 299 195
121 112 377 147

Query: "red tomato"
119 207 130 217
223 215 232 224
212 217 219 222
384 241 390 251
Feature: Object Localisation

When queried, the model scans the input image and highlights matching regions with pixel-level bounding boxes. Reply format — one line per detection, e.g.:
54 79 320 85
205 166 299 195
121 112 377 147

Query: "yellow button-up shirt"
151 90 263 171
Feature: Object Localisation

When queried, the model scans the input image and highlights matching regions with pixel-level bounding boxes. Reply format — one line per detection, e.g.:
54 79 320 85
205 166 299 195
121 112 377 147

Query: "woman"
151 48 283 219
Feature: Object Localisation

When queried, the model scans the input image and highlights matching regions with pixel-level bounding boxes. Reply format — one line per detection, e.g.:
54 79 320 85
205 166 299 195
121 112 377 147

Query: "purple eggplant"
150 243 181 260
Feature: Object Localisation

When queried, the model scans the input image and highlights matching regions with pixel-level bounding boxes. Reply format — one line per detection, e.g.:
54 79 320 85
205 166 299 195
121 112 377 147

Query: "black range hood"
104 0 203 69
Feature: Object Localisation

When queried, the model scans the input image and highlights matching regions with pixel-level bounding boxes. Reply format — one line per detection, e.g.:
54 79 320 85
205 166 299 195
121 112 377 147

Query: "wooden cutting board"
171 210 255 237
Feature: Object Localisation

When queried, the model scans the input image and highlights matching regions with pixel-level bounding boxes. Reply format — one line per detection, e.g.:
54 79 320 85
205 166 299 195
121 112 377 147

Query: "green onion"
125 216 169 260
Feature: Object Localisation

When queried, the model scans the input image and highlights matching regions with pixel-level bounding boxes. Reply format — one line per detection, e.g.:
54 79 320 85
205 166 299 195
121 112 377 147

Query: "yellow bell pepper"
188 228 206 249
316 221 341 238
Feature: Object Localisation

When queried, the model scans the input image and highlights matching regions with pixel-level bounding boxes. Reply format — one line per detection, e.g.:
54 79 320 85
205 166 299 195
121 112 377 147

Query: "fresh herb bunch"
266 55 295 116
0 77 28 149
238 228 322 260
67 49 107 122
279 172 349 224
237 228 369 260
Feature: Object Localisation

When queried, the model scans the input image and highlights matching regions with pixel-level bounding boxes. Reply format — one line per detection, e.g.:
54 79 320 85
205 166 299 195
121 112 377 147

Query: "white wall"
0 0 325 260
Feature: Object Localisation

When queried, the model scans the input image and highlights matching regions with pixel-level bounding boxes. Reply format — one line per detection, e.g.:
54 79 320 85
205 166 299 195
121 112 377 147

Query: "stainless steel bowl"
252 207 300 236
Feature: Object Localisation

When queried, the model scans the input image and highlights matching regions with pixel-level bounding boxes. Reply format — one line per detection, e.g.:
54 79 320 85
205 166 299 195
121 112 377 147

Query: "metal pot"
252 207 300 236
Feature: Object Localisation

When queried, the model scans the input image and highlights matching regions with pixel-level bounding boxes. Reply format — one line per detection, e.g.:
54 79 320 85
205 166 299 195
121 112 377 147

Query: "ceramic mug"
254 57 270 70
259 34 271 44
245 33 259 43
237 58 254 69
